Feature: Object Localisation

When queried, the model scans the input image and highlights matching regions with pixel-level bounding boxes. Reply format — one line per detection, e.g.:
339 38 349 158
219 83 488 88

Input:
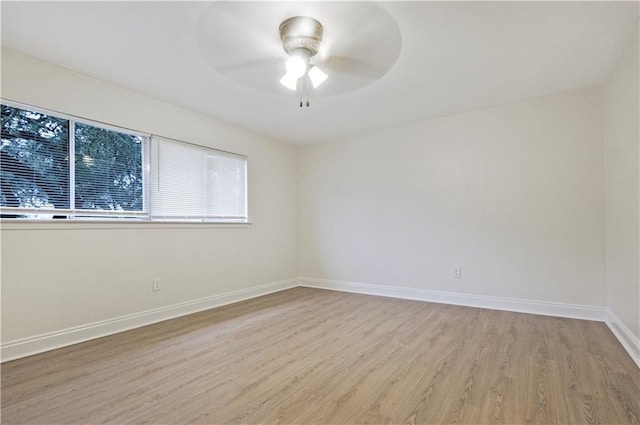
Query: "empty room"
1 1 638 424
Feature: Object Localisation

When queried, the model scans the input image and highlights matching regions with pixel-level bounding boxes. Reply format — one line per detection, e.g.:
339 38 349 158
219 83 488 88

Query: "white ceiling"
1 1 637 145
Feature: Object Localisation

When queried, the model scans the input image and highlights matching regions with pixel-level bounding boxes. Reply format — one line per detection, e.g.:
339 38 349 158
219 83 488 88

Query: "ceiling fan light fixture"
278 16 327 105
308 66 328 88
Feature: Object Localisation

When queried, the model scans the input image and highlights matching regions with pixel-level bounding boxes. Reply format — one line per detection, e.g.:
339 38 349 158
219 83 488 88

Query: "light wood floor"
2 287 639 424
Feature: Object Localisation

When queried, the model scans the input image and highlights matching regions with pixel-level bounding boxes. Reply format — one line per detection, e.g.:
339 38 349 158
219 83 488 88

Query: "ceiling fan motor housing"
279 16 324 59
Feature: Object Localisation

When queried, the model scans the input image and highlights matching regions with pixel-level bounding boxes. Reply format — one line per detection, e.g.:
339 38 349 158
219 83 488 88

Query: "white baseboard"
299 277 640 368
1 278 298 363
299 277 607 321
5 276 637 370
606 311 640 368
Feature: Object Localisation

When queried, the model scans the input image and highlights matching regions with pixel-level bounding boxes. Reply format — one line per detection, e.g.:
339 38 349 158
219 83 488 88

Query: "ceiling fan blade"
196 2 284 70
324 56 387 79
217 57 282 72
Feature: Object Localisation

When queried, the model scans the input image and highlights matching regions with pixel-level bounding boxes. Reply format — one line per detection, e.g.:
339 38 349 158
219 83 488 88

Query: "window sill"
0 220 253 231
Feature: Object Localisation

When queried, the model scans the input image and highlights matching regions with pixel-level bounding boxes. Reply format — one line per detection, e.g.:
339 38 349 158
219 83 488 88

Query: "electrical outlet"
452 267 462 279
152 278 162 292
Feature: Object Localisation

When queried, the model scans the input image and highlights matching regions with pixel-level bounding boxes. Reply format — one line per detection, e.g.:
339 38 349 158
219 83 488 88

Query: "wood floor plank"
2 287 639 424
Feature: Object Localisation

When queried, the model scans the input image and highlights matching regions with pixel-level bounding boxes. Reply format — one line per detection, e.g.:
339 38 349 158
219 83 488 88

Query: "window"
1 102 247 222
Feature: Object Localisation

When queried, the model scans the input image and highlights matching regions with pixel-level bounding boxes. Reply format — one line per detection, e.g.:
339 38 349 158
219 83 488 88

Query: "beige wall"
3 24 639 360
604 21 640 340
0 48 298 342
298 87 606 307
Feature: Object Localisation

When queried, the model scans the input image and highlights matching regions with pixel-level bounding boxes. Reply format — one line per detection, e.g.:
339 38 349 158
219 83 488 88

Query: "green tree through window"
74 123 143 212
1 105 143 217
0 105 70 213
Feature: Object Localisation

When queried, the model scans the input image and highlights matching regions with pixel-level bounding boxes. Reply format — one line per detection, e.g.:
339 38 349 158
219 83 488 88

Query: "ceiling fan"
195 2 402 102
278 16 328 98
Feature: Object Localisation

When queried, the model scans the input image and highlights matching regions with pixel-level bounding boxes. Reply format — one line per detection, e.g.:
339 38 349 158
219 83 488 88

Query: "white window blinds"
150 136 247 222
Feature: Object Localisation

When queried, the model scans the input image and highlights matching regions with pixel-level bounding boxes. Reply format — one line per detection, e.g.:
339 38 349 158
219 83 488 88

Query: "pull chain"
306 74 310 107
298 74 311 108
299 79 303 107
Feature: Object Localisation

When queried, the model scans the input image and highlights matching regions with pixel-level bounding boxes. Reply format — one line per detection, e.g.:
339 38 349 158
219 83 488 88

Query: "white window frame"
0 100 249 225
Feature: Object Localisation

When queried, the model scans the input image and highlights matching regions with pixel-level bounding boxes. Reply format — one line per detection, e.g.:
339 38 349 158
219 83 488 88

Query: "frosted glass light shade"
279 72 298 90
285 56 307 78
308 66 328 88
